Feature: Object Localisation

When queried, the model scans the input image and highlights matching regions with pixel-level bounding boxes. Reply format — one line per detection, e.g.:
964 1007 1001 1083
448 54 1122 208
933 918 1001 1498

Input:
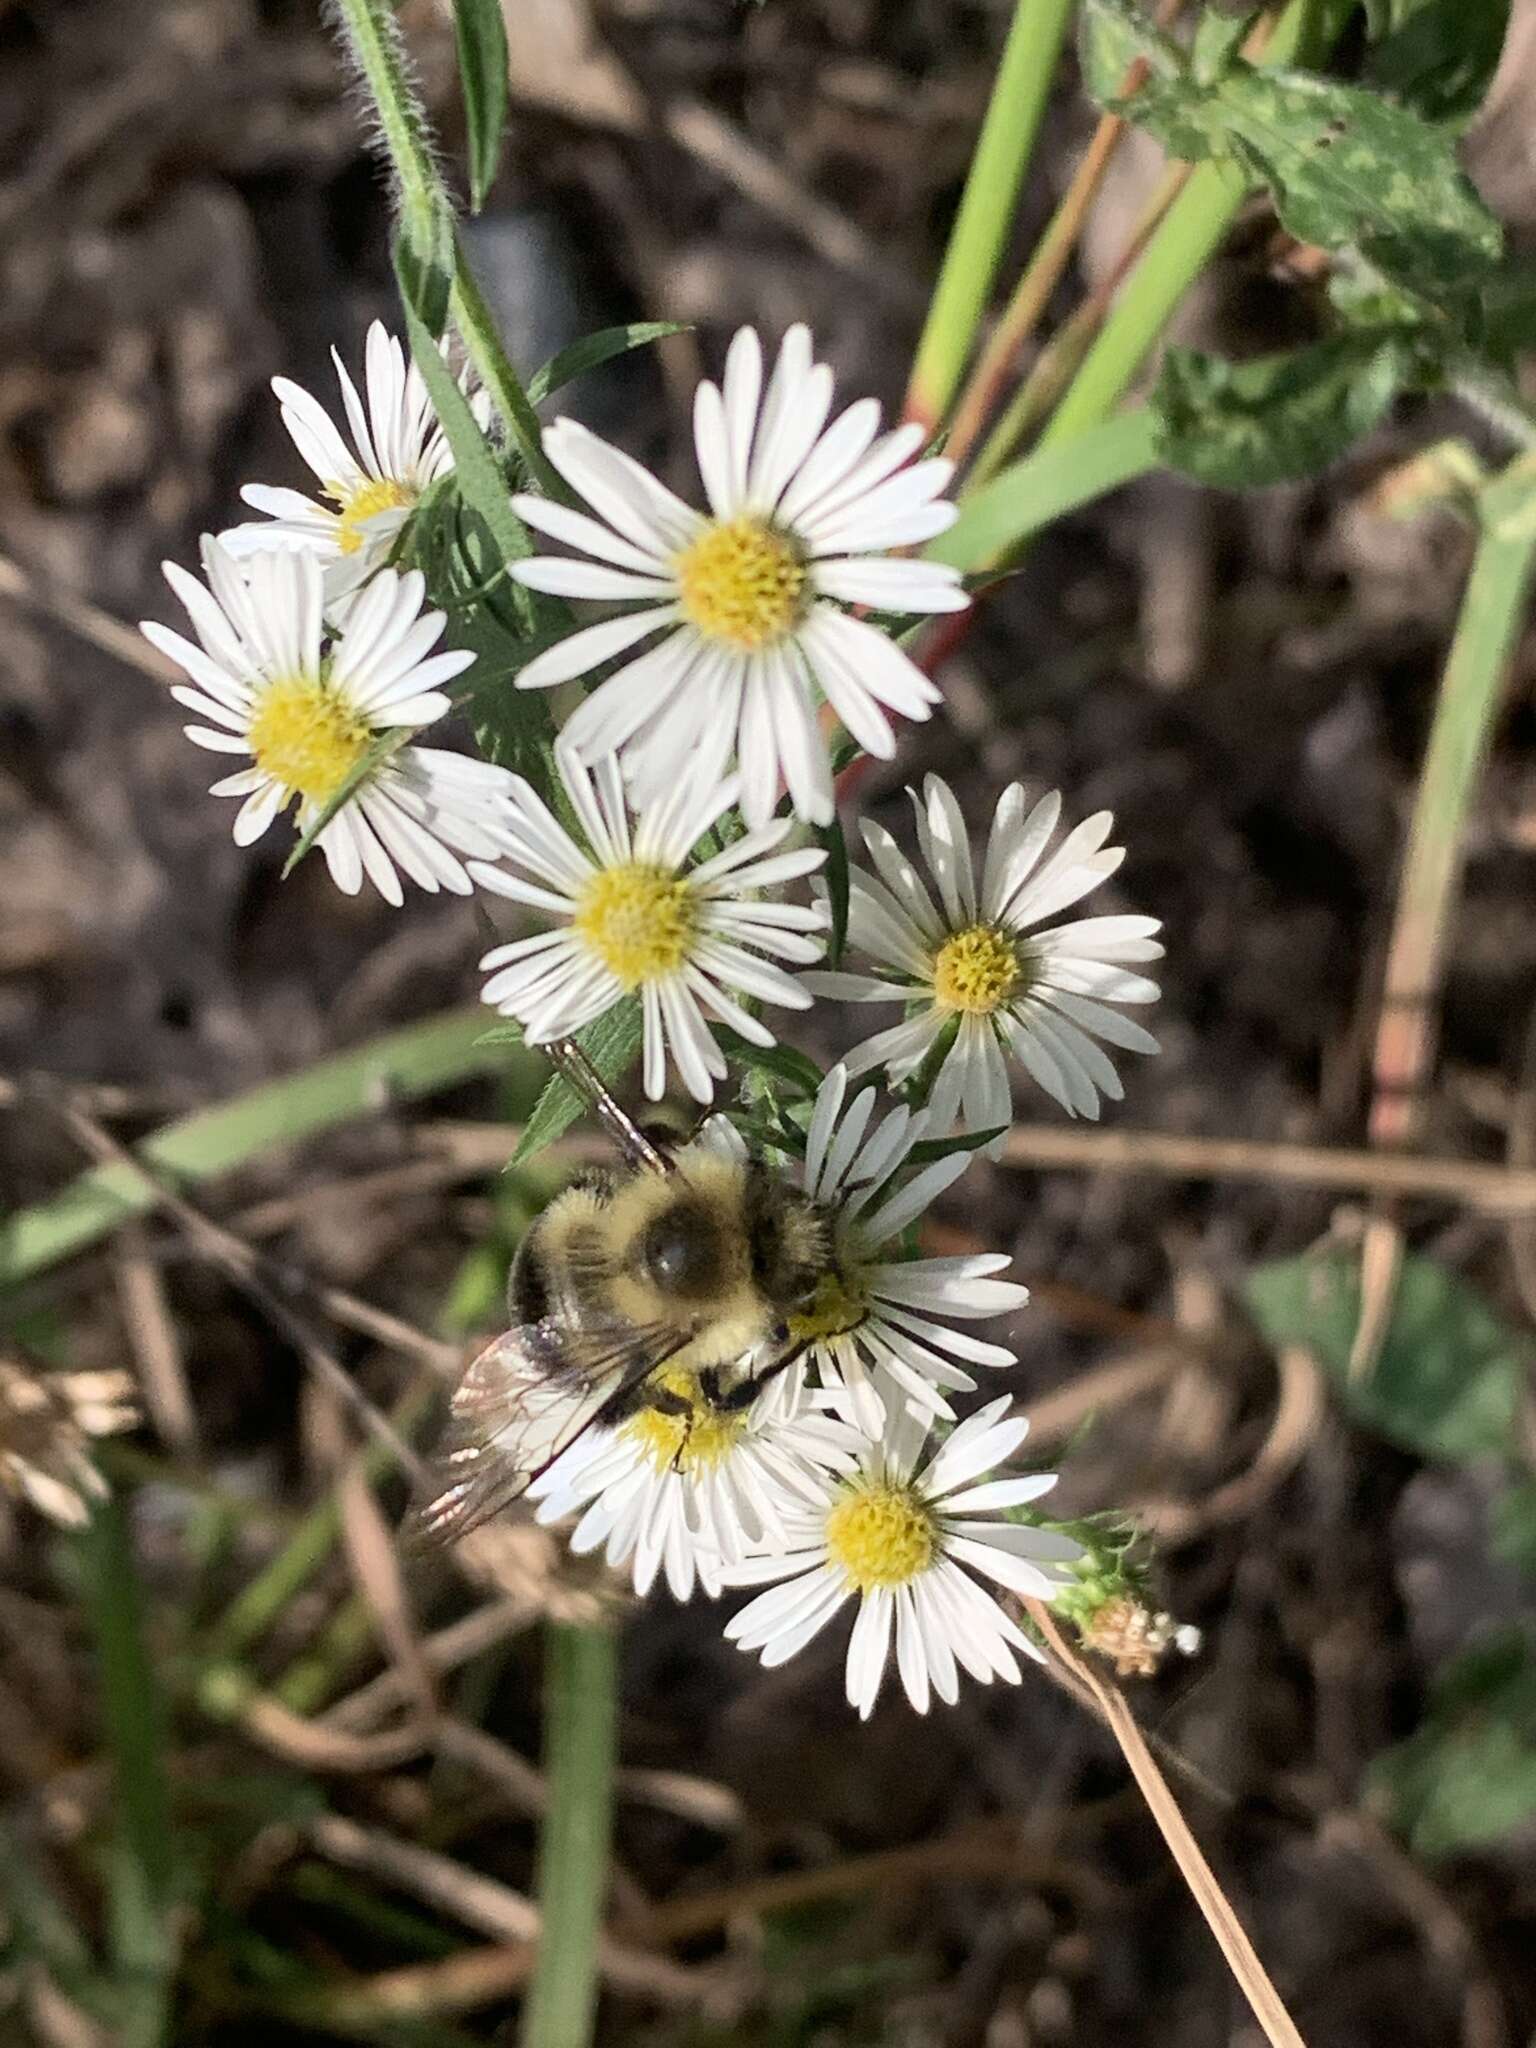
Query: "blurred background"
4 0 1536 2042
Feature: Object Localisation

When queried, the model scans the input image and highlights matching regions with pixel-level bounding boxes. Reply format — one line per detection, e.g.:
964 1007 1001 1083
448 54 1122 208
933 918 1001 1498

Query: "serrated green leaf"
1078 0 1503 301
1190 6 1256 84
514 1001 643 1164
1244 1245 1527 1460
1363 0 1510 127
1369 1628 1536 1857
453 0 508 211
1151 332 1415 487
526 323 690 406
817 815 850 970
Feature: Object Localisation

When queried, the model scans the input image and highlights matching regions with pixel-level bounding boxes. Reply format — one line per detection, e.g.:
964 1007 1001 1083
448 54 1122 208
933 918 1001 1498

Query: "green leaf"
904 1125 1008 1166
1363 0 1510 127
1492 1480 1536 1577
1370 1628 1536 1857
713 1031 826 1100
1244 1245 1528 1460
929 409 1160 573
514 1000 643 1164
526 323 690 406
1150 332 1416 488
453 0 508 211
280 727 414 880
394 190 455 341
1078 0 1503 301
817 815 850 970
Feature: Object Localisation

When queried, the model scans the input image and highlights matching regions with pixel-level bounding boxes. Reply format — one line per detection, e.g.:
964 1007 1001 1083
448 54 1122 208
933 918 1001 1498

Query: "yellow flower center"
247 676 373 805
787 1267 868 1346
932 923 1021 1015
674 515 806 650
825 1483 936 1591
324 475 415 555
623 1370 749 1475
573 863 695 988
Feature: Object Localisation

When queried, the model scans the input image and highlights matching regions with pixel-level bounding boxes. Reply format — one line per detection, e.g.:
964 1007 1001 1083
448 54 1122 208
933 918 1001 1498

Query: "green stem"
1369 510 1536 1147
906 0 1075 429
519 1623 619 2048
330 0 551 484
1037 0 1316 451
83 1497 178 2047
0 1008 539 1289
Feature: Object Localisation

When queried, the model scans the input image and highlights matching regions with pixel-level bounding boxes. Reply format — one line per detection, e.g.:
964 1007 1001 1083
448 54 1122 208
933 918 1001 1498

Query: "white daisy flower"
221 321 465 606
142 540 516 906
528 1368 864 1603
506 324 968 828
723 1396 1082 1718
806 777 1163 1127
782 1065 1029 1436
468 747 826 1103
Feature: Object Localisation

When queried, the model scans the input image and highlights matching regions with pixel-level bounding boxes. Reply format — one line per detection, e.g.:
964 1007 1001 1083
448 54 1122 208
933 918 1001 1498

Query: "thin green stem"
1370 510 1536 1147
83 1497 178 2047
451 240 567 498
906 0 1075 429
518 1622 620 2048
0 1008 540 1288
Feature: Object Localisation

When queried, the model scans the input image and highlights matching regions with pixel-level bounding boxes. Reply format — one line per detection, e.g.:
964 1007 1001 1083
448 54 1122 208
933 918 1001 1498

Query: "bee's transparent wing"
410 1318 687 1545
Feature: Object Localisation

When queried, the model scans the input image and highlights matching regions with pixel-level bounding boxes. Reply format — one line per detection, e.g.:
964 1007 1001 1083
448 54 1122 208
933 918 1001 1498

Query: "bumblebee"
416 1039 827 1542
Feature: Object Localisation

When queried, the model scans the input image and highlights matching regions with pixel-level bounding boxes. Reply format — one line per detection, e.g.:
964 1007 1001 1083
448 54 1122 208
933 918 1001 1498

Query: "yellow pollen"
324 475 414 555
787 1268 868 1345
674 515 806 650
825 1483 936 1591
247 676 373 806
573 863 695 988
932 923 1021 1015
623 1370 749 1475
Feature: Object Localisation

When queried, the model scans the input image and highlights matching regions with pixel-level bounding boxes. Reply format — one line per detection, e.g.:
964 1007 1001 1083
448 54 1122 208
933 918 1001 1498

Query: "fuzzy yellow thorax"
247 676 373 806
674 516 806 650
931 923 1021 1015
324 475 414 555
574 864 695 987
825 1482 935 1590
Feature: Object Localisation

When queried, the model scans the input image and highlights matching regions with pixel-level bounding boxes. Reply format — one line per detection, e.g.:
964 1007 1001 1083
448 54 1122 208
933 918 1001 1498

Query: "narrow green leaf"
280 727 414 880
1245 1245 1528 1460
1151 332 1416 488
817 815 850 970
526 322 690 406
453 0 508 211
514 1000 644 1164
1078 0 1504 301
713 1031 826 1100
930 409 1159 573
905 1125 1008 1166
395 190 456 341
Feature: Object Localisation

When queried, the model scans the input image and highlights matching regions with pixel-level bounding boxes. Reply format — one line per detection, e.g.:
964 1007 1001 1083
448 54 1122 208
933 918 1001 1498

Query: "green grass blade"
927 408 1159 573
0 1008 541 1288
518 1622 619 2048
906 0 1076 428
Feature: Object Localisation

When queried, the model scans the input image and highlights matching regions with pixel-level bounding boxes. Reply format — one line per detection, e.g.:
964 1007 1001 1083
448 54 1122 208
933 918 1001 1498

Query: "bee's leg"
715 1337 809 1412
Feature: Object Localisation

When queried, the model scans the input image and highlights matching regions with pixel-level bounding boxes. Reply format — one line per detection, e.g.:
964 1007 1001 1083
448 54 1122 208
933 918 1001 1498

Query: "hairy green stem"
518 1623 620 2048
906 0 1076 428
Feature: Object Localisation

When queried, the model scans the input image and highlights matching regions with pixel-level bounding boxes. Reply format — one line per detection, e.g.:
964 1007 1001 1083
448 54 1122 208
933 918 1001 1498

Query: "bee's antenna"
545 1037 676 1176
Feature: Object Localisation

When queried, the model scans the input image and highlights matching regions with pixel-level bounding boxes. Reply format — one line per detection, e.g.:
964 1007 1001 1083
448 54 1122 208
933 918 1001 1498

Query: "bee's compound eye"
641 1201 719 1298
